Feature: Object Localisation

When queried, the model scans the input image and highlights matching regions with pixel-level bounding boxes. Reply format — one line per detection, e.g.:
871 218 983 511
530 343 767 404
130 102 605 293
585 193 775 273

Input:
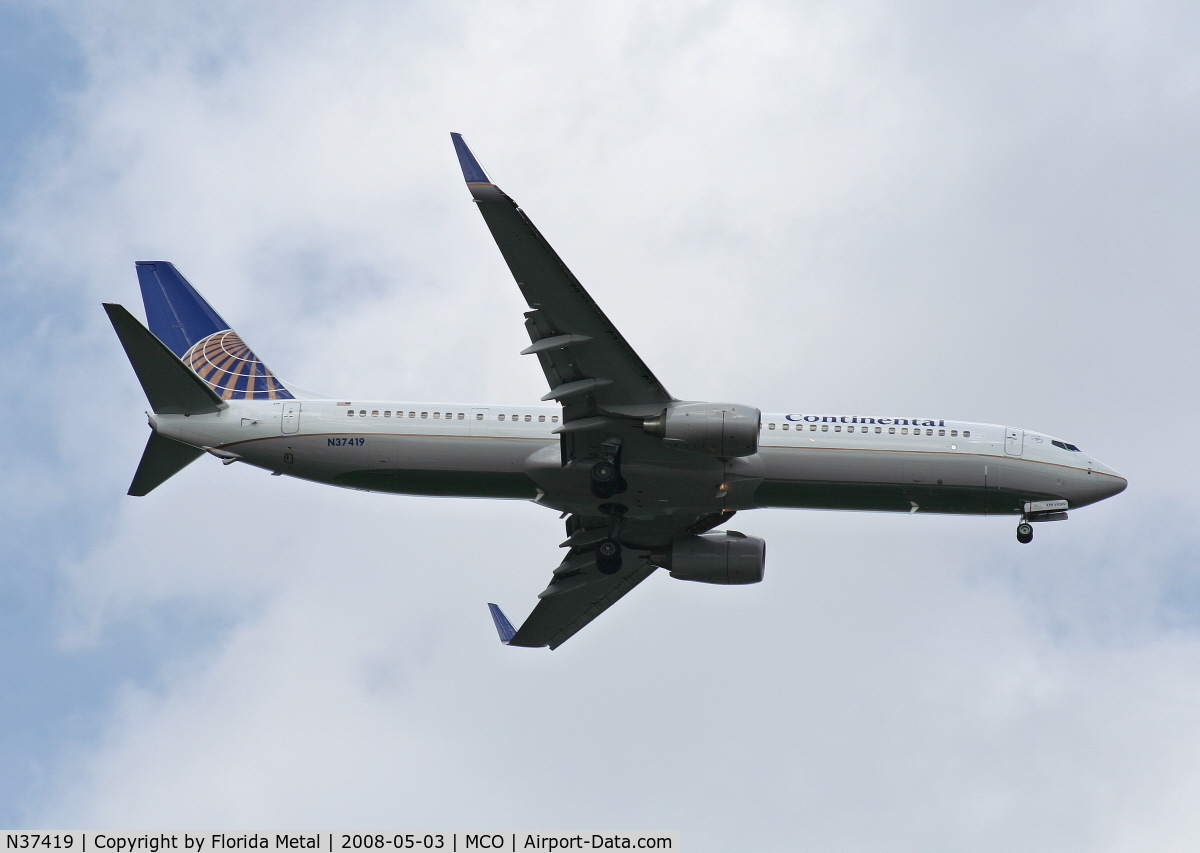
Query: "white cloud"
6 0 1200 848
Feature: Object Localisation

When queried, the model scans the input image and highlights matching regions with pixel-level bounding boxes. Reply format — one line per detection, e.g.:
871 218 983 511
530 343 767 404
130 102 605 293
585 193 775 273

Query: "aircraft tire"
591 461 618 483
1016 522 1033 544
596 539 622 574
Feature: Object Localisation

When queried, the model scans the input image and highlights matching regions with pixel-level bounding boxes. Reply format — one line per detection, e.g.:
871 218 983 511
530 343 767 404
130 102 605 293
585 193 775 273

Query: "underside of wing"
500 546 658 650
452 133 673 425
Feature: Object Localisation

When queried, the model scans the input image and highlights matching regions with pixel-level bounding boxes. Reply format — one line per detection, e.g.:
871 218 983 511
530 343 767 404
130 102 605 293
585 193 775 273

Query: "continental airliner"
104 134 1127 649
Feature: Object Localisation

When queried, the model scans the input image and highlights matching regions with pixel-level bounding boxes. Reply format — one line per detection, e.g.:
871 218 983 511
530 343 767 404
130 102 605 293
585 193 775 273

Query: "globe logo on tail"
184 329 294 400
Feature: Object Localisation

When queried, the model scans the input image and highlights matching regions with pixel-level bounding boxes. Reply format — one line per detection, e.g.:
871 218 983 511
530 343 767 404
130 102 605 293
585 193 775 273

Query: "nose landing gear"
1016 521 1034 544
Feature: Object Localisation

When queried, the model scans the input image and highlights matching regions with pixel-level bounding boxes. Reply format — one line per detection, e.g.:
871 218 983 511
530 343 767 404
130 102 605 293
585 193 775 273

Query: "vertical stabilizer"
135 262 294 401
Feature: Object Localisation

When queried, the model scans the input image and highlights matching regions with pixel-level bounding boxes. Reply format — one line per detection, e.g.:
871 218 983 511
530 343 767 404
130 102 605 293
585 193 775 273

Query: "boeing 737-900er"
103 133 1128 649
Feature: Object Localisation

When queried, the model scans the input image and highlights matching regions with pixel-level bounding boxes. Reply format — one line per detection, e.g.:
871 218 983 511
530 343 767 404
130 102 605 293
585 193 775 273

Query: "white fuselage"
150 399 1127 517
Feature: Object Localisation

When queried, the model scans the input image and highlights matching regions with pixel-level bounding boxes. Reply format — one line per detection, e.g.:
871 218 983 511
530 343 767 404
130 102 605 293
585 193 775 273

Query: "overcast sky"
3 1 1200 848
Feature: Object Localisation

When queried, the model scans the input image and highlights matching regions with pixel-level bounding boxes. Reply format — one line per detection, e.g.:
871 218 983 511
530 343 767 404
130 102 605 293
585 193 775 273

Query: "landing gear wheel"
1016 522 1033 544
596 539 623 574
590 461 627 499
591 461 618 483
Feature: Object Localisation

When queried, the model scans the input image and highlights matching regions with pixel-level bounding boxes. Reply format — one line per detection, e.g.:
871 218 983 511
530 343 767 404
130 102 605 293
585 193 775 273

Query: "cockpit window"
1052 439 1082 452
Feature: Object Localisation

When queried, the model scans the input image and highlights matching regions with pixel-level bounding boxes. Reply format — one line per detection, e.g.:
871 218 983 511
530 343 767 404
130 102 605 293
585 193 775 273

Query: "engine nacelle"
655 531 766 585
643 402 760 457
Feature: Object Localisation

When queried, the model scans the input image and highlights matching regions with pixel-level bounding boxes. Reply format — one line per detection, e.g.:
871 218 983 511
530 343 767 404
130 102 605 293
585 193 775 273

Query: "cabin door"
1004 428 1024 456
281 402 301 435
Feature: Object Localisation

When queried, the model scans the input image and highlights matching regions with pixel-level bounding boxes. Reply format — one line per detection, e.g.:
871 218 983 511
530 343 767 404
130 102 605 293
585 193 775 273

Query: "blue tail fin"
135 262 293 401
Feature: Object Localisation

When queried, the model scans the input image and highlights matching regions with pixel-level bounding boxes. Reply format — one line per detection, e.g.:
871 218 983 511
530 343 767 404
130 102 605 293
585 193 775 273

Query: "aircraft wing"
452 133 672 418
491 545 658 650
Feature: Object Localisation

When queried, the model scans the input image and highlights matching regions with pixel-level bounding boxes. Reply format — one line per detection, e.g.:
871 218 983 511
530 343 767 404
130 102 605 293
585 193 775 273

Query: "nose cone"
1091 463 1127 502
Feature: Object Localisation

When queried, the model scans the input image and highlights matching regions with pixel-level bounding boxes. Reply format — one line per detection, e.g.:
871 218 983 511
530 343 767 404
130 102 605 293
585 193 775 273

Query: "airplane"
103 133 1128 650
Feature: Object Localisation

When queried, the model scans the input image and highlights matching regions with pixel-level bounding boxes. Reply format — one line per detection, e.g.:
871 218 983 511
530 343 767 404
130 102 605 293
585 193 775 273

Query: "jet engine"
654 531 766 585
642 402 760 457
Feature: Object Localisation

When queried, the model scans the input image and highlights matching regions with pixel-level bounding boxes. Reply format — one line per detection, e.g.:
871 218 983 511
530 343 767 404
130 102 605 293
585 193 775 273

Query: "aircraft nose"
1094 471 1128 501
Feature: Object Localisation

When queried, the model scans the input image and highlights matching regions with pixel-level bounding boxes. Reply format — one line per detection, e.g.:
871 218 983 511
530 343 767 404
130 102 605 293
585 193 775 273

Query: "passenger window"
874 427 881 433
525 415 532 422
848 426 855 433
433 412 440 419
552 416 559 423
498 414 505 421
372 411 379 417
538 415 546 422
409 412 415 418
926 429 932 435
834 425 841 432
359 410 366 417
951 430 958 437
901 428 908 434
938 429 944 436
821 424 829 432
475 413 483 420
384 411 391 417
782 423 789 430
963 430 970 437
810 424 816 431
768 423 775 430
347 410 354 417
421 412 428 418
888 427 895 434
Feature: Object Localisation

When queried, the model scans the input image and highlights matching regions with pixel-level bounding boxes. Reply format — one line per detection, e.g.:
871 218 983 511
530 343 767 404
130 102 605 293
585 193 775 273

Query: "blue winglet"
451 132 491 184
488 603 517 644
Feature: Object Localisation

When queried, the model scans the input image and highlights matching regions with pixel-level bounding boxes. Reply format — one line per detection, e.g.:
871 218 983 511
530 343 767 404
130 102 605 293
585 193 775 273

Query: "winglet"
451 133 491 184
487 603 517 644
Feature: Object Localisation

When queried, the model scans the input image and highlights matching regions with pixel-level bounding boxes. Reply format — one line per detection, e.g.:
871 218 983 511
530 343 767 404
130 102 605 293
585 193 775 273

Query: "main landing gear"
590 437 627 499
596 538 622 574
594 500 626 574
1016 521 1034 544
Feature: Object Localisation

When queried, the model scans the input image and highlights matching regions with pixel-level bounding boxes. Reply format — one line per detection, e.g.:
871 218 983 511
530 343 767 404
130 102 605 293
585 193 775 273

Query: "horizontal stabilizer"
103 303 226 415
128 431 205 496
488 603 517 644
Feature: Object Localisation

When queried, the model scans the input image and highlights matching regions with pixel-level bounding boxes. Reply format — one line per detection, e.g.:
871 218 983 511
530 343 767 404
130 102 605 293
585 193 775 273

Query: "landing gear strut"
1016 521 1033 544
